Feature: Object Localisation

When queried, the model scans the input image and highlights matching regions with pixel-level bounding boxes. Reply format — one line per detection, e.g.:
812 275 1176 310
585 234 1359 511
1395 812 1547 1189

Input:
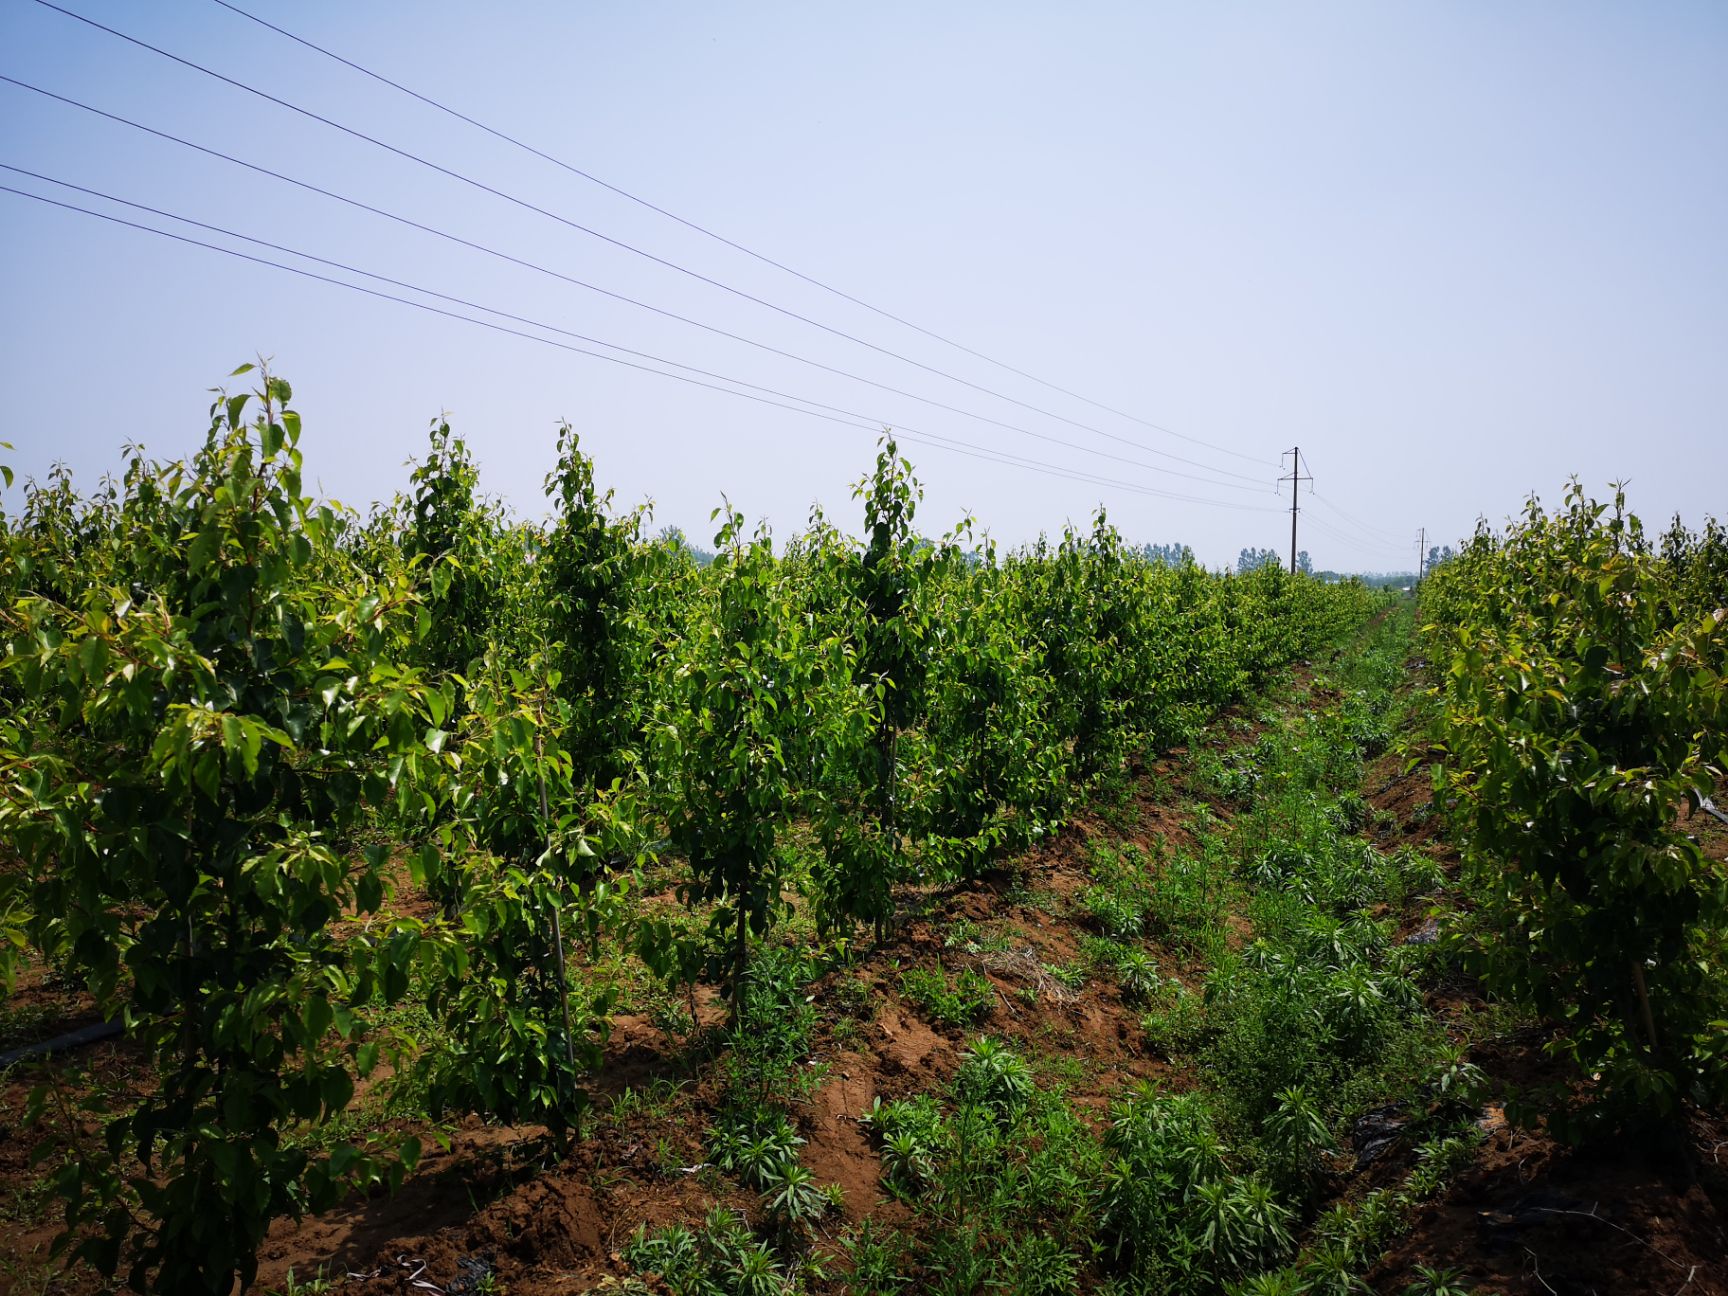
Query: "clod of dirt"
446 1252 499 1295
1352 1103 1409 1167
1402 918 1441 945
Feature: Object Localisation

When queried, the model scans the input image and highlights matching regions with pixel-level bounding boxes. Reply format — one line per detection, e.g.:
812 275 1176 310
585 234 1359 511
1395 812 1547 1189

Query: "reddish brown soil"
1365 746 1450 854
1370 1109 1728 1295
4 666 1725 1295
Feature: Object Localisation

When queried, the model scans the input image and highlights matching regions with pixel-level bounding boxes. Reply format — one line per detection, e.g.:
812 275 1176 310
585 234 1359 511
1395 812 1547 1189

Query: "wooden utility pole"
1279 448 1312 574
1416 527 1427 590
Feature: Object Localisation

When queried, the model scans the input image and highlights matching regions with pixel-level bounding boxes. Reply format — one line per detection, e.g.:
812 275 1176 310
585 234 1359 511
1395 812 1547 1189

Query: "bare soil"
3 671 1724 1295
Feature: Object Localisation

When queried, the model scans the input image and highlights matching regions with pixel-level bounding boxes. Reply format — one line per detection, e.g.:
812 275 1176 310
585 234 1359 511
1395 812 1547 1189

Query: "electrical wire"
209 0 1274 470
1300 512 1417 560
0 180 1286 515
1291 457 1416 553
0 75 1271 497
29 0 1277 483
1310 492 1409 545
0 162 1278 508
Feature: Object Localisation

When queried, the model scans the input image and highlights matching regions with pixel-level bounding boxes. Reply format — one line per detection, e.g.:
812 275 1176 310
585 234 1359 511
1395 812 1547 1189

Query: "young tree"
1428 484 1728 1133
655 506 827 1002
540 424 649 791
917 535 1067 878
1025 509 1150 782
402 420 528 675
813 439 946 939
418 666 633 1144
0 370 439 1293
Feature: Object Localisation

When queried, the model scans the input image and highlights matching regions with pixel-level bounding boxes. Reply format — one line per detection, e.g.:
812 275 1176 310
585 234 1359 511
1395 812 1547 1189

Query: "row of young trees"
0 370 1376 1292
1422 484 1728 1136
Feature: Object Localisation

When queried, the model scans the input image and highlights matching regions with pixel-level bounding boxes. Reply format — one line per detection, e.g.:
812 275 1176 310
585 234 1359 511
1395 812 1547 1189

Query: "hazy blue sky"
2 2 1724 570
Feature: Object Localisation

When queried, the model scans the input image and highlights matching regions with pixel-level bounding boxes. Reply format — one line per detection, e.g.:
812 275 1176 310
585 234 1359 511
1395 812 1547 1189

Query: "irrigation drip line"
0 1019 123 1070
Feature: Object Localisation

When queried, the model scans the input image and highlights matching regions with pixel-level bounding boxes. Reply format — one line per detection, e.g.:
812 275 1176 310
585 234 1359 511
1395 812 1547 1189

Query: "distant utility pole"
1279 448 1312 575
1416 527 1427 590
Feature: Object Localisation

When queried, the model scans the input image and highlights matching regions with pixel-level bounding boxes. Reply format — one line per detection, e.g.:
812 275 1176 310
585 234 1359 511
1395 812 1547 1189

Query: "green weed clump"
954 1037 1036 1121
623 1207 789 1296
899 965 995 1027
1141 978 1207 1057
1100 1084 1294 1291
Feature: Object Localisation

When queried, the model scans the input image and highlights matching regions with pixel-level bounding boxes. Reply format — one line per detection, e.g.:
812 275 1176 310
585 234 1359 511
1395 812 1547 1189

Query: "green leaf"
304 995 333 1041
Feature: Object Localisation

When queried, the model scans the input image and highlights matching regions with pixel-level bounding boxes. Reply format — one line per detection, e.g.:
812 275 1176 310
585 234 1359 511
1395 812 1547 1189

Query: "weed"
1032 1047 1089 1089
1230 1270 1309 1296
926 1223 995 1296
1296 1240 1370 1295
607 1078 684 1125
863 1094 943 1195
651 1135 684 1179
1083 937 1161 1002
900 965 994 1027
1100 1082 1295 1289
953 1037 1034 1122
1262 1085 1334 1194
942 919 1013 955
1402 1265 1478 1296
759 1160 829 1231
265 1268 334 1296
1425 1045 1487 1119
1400 1128 1482 1203
1081 884 1146 940
622 1207 789 1296
1001 1232 1081 1296
724 945 819 1106
1115 948 1160 1003
649 995 696 1039
829 973 876 1019
842 1220 910 1295
1140 979 1206 1057
707 1107 804 1189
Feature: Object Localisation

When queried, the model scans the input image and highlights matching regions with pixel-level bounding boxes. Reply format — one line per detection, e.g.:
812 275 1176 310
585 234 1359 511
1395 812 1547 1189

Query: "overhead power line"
1283 455 1414 563
1299 512 1416 560
4 161 1273 506
0 180 1285 517
1302 522 1406 559
1303 520 1409 557
30 0 1276 482
0 74 1270 497
209 0 1272 470
1310 492 1409 545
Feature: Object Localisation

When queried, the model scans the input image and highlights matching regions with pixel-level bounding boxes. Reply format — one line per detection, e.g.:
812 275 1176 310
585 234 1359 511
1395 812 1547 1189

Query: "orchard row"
1421 484 1728 1136
0 369 1376 1293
